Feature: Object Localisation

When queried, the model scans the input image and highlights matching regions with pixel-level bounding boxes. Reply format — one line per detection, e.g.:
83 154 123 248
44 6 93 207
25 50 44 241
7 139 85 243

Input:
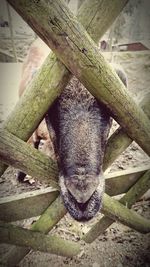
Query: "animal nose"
76 167 85 175
77 201 88 211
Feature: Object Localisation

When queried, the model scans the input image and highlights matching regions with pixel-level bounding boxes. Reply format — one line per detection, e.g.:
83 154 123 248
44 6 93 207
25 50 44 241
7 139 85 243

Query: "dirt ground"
0 38 150 267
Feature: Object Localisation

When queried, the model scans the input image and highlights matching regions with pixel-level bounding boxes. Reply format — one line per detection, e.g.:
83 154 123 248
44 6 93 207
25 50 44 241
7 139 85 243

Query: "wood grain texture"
83 169 150 243
0 221 80 257
0 0 128 180
7 0 150 155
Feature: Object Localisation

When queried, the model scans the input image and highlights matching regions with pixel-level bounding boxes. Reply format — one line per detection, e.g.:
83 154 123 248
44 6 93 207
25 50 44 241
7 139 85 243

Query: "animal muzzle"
59 174 104 221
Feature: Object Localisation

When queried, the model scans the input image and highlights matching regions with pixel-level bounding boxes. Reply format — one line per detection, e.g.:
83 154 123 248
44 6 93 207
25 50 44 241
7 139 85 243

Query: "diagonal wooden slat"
0 129 59 188
1 166 149 222
0 187 59 222
103 92 150 170
1 128 150 196
1 127 149 262
0 0 149 234
7 0 150 155
0 0 129 179
2 0 149 265
0 181 150 255
0 221 80 257
1 1 130 266
83 169 150 243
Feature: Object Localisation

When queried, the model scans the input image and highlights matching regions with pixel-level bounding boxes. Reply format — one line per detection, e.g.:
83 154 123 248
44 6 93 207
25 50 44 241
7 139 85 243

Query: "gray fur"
47 65 127 221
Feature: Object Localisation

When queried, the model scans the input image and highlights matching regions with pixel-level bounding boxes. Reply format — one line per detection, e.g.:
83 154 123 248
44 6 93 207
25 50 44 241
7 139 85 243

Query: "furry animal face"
58 107 111 221
48 66 127 221
48 77 111 221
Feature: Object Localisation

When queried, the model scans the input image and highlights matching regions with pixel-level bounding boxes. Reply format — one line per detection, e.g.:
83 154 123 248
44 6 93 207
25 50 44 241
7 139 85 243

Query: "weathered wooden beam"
103 193 150 233
31 195 66 233
7 0 150 155
77 0 128 42
4 0 149 264
0 0 128 179
1 167 149 235
1 172 150 265
120 169 150 207
105 165 150 196
1 196 67 266
0 129 59 188
2 171 149 267
0 187 59 222
1 1 130 265
0 221 80 257
0 131 149 244
103 93 150 170
1 128 149 202
1 85 149 183
0 51 70 177
1 99 150 190
83 169 150 243
104 126 133 171
1 166 149 222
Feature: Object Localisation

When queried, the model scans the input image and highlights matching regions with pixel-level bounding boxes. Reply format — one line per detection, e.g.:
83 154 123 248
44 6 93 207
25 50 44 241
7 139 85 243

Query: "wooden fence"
0 0 150 266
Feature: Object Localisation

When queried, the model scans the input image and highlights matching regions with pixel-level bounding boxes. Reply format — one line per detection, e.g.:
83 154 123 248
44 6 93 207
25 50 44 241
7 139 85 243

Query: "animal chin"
59 175 104 221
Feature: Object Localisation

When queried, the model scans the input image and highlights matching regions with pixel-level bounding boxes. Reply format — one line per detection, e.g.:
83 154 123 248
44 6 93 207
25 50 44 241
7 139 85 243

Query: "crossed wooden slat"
0 0 150 266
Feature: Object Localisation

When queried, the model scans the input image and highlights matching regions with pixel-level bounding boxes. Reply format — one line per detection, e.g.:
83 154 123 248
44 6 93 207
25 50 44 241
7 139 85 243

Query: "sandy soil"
0 39 150 267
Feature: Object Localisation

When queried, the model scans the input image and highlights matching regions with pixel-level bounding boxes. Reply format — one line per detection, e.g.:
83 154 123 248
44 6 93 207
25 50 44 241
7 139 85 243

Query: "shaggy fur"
47 68 127 221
